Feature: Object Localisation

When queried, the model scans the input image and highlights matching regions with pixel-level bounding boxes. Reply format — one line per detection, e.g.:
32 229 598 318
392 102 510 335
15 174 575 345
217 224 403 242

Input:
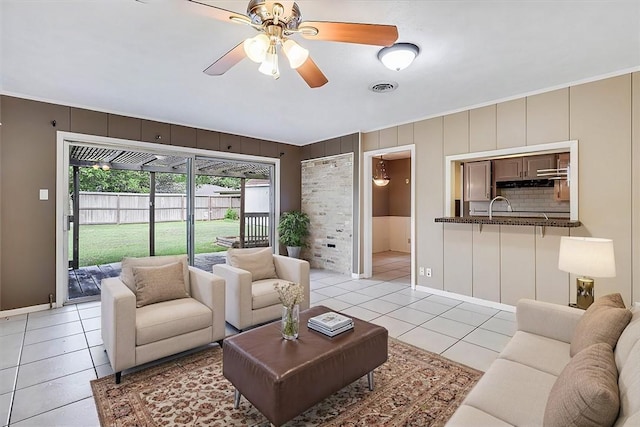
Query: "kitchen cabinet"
464 160 491 201
524 154 556 179
555 153 570 201
493 157 523 181
494 154 556 181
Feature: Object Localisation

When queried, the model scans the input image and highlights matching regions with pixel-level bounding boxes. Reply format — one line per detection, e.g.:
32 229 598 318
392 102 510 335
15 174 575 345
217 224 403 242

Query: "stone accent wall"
301 153 353 274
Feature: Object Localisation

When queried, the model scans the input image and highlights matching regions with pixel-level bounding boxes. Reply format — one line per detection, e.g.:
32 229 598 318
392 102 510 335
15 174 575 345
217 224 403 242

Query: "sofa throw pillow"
120 255 190 295
570 293 632 357
543 342 620 427
227 247 277 281
133 262 189 308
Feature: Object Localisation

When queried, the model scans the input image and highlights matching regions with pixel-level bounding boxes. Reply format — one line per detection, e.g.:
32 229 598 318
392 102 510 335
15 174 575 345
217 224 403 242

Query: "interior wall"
0 95 302 311
363 72 639 307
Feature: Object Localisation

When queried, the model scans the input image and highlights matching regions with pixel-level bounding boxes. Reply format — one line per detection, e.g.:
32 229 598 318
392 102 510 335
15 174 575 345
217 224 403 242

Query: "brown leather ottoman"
222 305 388 426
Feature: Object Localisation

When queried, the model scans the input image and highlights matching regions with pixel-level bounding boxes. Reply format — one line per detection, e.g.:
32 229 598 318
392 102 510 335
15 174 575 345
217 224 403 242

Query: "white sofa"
213 247 310 331
101 255 226 383
446 299 640 426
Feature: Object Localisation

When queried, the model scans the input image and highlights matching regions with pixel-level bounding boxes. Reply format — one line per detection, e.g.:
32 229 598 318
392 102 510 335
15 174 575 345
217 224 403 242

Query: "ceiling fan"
188 0 399 88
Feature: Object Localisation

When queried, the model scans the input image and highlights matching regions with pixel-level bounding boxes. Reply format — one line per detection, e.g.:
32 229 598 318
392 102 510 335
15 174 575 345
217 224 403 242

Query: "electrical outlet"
419 267 425 276
426 268 432 277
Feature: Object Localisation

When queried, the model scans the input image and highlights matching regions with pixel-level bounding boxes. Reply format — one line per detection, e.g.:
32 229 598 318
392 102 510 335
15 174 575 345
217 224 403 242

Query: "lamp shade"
558 236 616 278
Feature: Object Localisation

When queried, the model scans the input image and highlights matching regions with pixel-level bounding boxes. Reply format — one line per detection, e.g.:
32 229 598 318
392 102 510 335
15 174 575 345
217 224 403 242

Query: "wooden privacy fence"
76 192 241 225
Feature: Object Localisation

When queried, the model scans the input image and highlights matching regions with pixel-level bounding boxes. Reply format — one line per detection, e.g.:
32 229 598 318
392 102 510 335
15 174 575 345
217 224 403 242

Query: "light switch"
39 189 48 201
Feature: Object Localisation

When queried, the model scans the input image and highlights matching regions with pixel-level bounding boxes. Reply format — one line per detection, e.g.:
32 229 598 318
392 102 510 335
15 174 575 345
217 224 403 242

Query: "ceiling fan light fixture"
258 44 280 78
378 43 419 71
282 39 309 69
243 34 269 62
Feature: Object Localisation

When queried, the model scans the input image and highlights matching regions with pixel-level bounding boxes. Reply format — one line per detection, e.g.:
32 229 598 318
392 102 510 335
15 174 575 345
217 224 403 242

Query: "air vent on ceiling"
369 81 398 93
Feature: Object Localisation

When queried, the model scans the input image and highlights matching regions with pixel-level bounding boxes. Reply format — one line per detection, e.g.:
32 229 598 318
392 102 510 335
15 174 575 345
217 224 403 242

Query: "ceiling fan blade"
203 42 246 76
299 21 398 46
186 0 249 24
296 56 328 88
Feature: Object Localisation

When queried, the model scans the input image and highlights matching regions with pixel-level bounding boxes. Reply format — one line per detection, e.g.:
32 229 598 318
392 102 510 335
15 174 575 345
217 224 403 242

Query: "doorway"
363 145 415 288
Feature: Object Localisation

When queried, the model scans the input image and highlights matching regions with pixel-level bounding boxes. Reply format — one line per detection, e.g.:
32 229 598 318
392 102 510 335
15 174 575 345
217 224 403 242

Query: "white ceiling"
1 1 639 146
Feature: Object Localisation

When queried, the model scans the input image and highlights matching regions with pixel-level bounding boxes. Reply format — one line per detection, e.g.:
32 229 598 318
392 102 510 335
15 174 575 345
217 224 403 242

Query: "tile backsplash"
467 186 570 218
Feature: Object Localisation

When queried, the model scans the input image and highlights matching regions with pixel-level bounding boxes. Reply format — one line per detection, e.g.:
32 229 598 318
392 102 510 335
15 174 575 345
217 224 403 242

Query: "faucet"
489 196 513 220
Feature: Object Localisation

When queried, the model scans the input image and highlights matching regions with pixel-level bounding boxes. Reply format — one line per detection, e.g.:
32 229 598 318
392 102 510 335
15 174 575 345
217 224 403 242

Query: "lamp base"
576 277 594 310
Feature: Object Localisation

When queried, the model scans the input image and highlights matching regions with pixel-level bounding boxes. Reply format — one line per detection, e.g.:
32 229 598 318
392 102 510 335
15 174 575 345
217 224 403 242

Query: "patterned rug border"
91 338 482 426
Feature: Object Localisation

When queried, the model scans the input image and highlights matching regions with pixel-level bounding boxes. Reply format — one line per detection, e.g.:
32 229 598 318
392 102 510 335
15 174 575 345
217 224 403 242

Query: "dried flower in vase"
274 282 305 309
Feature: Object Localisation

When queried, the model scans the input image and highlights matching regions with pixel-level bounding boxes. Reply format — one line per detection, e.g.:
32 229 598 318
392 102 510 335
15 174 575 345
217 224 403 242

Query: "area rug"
91 339 482 426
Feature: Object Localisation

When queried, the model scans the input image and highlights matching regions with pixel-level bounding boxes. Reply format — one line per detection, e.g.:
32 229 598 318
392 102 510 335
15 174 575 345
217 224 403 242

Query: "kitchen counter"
435 216 581 227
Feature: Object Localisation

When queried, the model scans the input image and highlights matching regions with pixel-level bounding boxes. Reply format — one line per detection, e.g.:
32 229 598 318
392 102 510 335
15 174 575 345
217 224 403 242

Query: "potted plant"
278 211 310 258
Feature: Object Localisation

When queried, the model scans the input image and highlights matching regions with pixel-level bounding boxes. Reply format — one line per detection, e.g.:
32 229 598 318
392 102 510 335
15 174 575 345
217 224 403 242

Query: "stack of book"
308 312 354 337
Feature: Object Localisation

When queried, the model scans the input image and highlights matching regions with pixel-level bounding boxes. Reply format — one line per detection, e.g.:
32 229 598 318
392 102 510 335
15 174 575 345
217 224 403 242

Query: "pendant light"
373 157 390 186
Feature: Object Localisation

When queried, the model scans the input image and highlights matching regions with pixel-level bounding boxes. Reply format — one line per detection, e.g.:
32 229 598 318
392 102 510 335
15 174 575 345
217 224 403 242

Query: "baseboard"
0 303 55 318
351 273 364 279
414 286 516 312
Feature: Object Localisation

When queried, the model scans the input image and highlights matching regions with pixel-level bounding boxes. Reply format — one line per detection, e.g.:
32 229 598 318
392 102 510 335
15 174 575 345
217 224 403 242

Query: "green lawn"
74 219 240 267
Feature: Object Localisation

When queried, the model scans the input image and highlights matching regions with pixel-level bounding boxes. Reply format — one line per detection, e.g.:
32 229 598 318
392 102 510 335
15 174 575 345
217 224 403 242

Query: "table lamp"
558 236 616 309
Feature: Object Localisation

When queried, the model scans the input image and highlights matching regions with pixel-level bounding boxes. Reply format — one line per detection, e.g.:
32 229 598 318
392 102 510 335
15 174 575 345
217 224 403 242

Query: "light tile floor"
0 251 516 426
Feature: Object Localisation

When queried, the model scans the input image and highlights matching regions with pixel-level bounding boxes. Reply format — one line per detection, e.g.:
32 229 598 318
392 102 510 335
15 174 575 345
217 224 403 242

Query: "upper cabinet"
464 160 492 201
555 153 570 201
494 154 556 182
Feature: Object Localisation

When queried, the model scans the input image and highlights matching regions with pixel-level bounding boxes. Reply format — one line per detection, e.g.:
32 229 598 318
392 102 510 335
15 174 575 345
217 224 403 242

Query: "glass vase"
281 304 300 340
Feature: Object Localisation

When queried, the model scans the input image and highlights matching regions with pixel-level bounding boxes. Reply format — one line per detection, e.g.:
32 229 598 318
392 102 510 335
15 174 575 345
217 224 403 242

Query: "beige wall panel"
527 88 569 145
414 117 444 289
259 140 279 158
570 75 632 304
323 138 340 156
340 134 355 154
278 143 302 213
500 225 536 305
472 225 500 302
379 127 398 149
196 129 220 151
1 97 70 310
398 123 414 147
535 227 570 305
444 111 469 155
362 131 379 151
469 105 497 152
141 120 171 144
633 72 640 303
220 133 241 153
241 137 261 156
497 98 526 148
108 114 141 141
170 125 196 148
70 108 108 136
443 223 473 296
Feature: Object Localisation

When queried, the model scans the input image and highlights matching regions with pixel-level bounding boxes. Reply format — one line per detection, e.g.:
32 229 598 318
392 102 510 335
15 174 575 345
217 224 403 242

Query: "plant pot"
286 246 302 258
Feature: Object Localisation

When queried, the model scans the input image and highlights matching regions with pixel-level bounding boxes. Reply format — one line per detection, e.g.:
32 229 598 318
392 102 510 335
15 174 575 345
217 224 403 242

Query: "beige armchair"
101 255 225 383
213 247 310 331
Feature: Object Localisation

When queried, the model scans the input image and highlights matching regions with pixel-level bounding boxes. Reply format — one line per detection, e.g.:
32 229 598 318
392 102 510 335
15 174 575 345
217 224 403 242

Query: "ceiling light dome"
378 43 419 71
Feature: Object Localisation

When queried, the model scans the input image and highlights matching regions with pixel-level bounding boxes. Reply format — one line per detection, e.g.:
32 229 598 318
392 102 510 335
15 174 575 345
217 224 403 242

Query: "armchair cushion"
252 279 291 310
227 247 277 281
133 262 188 308
570 293 632 357
120 255 190 294
135 298 213 346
